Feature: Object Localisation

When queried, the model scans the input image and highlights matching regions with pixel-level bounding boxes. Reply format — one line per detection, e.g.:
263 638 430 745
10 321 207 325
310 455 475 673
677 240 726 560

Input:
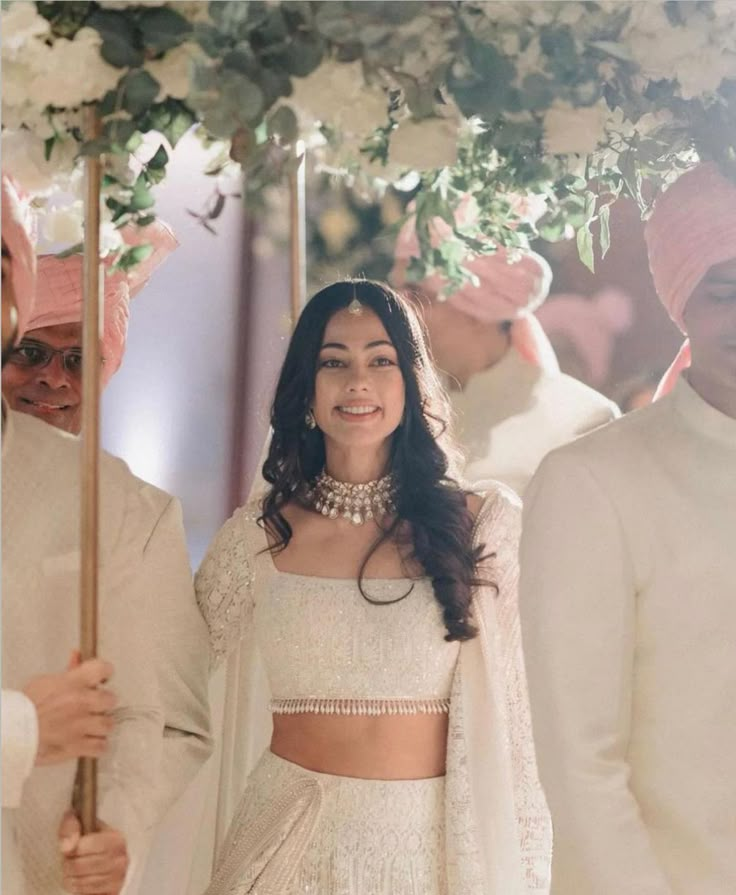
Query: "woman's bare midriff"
270 712 449 779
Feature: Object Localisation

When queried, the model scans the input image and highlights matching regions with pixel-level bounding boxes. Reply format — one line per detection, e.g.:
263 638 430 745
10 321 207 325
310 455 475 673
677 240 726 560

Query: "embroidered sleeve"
475 486 553 893
195 506 257 670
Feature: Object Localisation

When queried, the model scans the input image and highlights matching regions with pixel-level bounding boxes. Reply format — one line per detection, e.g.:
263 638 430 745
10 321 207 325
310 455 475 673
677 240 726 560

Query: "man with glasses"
3 331 86 432
2 174 163 895
2 219 213 893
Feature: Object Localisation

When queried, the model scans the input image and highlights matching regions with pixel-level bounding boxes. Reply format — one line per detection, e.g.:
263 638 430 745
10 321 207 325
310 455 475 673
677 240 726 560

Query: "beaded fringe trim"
269 697 451 716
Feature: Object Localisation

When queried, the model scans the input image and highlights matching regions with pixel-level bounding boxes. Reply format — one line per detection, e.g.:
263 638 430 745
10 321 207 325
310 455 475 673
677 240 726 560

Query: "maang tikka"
347 284 363 315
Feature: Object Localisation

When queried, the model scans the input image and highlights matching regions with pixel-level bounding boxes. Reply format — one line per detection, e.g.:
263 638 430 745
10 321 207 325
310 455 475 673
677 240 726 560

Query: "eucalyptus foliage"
2 0 735 276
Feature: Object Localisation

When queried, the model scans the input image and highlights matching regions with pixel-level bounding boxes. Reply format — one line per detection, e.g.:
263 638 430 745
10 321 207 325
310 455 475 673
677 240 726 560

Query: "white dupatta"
192 483 551 895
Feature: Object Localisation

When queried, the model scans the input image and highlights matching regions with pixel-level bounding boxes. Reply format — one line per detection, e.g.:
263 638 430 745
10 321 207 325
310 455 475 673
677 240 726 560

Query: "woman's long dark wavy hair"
260 279 489 641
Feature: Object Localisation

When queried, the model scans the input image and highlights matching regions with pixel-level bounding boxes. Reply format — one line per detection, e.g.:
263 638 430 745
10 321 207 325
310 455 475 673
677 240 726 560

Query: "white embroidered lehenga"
195 483 551 895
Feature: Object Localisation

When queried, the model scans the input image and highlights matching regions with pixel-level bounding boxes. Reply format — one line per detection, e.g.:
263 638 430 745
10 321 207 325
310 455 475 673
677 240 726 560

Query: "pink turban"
391 197 558 373
2 175 37 338
645 162 736 399
30 220 178 385
536 288 633 386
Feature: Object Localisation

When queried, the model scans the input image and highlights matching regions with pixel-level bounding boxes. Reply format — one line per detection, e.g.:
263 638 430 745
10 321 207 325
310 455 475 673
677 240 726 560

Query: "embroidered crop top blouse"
196 506 460 716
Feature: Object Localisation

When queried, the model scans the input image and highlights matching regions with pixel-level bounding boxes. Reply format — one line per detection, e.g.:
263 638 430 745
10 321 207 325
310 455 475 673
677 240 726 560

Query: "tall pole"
289 140 306 329
74 105 103 834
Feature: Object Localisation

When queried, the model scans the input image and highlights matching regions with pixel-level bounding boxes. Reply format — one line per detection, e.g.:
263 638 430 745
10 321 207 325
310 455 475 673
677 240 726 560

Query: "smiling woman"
194 280 551 895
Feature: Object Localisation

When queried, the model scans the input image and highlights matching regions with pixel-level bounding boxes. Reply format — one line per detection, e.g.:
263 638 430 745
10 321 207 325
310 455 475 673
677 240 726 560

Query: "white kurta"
451 347 619 495
2 409 163 893
126 483 213 895
2 407 212 894
520 377 736 895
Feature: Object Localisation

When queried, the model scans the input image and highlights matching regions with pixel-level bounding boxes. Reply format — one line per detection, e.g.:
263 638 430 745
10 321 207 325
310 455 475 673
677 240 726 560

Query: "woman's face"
312 306 406 453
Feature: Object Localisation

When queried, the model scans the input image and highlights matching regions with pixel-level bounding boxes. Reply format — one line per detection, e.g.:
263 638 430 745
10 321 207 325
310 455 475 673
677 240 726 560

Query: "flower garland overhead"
2 0 735 277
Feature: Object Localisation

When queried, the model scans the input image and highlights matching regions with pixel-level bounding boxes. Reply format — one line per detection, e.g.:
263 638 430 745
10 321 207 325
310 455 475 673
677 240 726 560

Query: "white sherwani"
451 346 619 494
520 377 736 895
133 484 212 895
2 409 208 894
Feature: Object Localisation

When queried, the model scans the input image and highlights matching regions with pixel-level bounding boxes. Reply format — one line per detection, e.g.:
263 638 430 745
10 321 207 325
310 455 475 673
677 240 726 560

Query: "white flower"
507 192 548 225
622 2 734 98
499 31 521 57
104 150 144 187
42 202 84 246
146 42 202 100
543 99 609 156
388 116 459 170
1 129 79 197
674 49 736 100
1 2 50 55
470 3 526 26
389 15 454 81
529 4 557 27
99 220 124 257
290 59 388 140
97 0 166 6
25 28 122 109
556 4 585 26
173 1 211 23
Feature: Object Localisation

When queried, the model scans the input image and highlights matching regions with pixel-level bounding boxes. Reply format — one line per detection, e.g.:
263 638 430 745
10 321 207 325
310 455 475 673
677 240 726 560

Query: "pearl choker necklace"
307 471 395 525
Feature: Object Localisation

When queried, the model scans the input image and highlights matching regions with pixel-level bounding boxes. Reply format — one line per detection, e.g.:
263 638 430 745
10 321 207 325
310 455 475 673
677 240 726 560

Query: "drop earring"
305 409 317 430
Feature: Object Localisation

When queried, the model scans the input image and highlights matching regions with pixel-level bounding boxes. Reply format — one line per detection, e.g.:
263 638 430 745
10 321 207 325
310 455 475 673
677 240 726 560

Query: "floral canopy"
2 0 735 279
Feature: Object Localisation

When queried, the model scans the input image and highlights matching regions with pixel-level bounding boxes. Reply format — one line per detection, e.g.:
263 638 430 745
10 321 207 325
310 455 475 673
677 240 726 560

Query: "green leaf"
114 243 154 272
222 71 264 124
121 70 160 117
256 65 294 108
139 7 192 54
539 25 576 61
252 6 288 44
286 33 324 77
209 0 251 34
520 74 555 112
105 118 138 148
145 101 196 147
223 45 258 76
599 203 611 259
55 242 84 259
194 22 231 57
136 214 156 227
88 10 144 68
130 175 155 211
314 4 356 42
576 224 595 272
583 189 597 221
267 105 298 143
147 144 169 170
43 136 56 163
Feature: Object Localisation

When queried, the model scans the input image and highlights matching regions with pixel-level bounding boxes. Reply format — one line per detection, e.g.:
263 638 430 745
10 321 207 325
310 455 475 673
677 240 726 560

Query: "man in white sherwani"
2 225 213 892
1 175 163 895
391 196 618 495
520 161 736 895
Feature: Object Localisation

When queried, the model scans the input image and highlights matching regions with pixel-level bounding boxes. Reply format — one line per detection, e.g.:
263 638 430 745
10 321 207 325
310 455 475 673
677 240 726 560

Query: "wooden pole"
289 140 306 329
74 105 103 834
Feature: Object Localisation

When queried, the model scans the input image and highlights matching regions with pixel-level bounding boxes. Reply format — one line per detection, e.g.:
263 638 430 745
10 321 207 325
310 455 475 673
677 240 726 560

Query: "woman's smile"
335 403 382 422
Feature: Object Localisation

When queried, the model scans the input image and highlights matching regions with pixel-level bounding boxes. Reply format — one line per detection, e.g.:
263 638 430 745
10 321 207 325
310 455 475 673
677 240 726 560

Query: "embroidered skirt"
204 750 448 895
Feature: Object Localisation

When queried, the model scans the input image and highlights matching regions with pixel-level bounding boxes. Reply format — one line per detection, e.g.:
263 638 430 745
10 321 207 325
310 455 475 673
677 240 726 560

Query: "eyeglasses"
7 339 90 376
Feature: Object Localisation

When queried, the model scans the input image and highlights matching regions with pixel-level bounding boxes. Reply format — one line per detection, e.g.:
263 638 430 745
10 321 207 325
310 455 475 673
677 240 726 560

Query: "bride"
195 279 550 895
